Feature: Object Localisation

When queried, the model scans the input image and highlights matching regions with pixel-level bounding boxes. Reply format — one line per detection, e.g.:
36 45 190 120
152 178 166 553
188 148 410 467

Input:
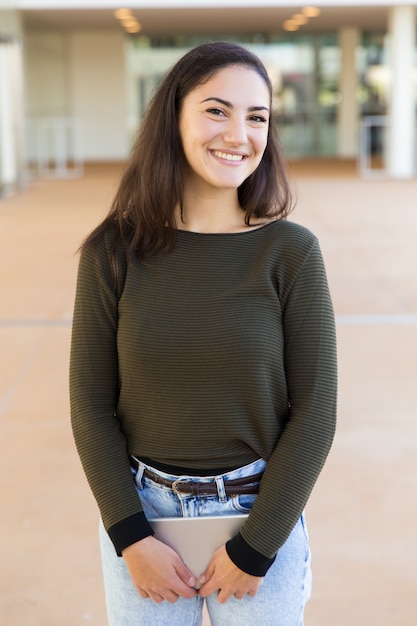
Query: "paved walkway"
1 162 416 625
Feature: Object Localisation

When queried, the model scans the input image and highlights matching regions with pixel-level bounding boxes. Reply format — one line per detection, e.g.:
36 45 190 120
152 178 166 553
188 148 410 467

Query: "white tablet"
148 514 249 583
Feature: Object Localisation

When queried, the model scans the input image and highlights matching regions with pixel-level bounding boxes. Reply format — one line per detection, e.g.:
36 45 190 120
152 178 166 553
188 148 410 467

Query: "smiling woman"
70 41 337 626
82 40 293 260
178 65 271 230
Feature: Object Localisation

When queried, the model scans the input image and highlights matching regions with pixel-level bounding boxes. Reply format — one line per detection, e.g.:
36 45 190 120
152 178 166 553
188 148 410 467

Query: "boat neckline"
175 219 281 237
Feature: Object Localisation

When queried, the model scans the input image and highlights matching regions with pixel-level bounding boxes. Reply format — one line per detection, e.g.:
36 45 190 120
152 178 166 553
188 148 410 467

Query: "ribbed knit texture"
70 219 337 565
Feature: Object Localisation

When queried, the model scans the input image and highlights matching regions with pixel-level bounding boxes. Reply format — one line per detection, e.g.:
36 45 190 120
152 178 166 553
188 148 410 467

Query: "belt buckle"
171 478 190 495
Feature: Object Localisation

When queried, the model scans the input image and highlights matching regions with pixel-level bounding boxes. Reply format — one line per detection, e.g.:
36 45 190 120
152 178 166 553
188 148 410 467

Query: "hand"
122 535 198 603
198 546 263 603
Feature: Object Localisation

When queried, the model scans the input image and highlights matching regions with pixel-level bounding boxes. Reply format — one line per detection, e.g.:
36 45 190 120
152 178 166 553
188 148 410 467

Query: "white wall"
0 8 23 37
25 33 69 119
68 30 128 161
24 29 129 162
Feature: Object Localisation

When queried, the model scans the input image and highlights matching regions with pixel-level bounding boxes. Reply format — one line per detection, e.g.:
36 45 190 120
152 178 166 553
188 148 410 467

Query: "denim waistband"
132 457 266 502
131 456 266 485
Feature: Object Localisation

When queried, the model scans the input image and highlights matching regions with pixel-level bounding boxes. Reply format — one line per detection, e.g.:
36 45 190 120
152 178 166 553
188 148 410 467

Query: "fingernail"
189 576 196 586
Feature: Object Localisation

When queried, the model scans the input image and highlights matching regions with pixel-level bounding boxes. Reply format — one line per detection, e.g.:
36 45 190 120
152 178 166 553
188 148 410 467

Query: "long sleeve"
69 235 153 551
232 234 337 565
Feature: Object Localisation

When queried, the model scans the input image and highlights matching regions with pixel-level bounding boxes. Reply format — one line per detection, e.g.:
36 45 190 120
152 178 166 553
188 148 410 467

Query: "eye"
249 114 268 124
206 108 226 117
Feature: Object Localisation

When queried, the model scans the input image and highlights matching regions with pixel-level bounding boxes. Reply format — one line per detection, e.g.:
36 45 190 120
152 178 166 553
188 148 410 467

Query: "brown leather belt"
131 458 262 496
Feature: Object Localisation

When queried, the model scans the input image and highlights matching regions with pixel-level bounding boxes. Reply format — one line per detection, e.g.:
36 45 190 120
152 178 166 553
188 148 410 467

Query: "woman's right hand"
122 535 198 603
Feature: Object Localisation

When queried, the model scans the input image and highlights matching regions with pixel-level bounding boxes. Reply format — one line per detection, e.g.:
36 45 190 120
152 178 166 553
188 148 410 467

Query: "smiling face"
178 64 270 196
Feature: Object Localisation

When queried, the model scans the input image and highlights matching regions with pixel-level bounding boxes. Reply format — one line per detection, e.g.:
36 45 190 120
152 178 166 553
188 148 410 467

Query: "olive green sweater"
70 220 337 576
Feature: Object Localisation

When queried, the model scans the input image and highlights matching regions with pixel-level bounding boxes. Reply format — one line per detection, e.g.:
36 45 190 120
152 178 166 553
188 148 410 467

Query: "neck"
177 187 246 234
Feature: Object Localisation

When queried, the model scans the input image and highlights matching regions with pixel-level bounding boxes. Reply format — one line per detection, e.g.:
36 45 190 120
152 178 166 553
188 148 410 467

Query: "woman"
70 41 337 626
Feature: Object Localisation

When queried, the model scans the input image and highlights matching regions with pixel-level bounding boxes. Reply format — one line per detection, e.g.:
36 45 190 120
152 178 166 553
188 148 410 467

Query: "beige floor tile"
1 161 416 625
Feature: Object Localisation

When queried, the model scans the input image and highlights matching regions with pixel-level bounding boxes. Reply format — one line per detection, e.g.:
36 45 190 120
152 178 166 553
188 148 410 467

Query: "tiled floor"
1 161 416 625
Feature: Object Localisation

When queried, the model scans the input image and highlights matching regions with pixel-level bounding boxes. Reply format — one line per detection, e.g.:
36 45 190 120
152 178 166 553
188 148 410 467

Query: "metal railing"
35 117 84 178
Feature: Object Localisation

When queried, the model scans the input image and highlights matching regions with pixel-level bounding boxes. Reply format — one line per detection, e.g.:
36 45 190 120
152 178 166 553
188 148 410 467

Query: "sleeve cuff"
107 512 154 556
226 532 276 577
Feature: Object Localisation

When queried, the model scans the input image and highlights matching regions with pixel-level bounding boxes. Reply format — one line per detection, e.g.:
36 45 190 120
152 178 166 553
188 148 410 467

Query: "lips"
211 150 245 162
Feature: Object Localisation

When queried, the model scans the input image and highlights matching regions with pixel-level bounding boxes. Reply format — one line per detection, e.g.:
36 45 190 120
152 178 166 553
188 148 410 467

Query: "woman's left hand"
198 546 263 603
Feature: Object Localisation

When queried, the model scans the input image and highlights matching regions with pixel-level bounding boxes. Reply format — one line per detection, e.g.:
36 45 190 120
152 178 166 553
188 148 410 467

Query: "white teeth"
213 151 243 161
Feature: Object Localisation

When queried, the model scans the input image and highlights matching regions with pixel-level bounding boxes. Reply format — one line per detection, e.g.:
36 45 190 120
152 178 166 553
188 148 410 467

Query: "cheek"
180 132 196 164
257 130 269 154
250 137 268 174
249 126 268 158
252 138 268 165
180 123 204 153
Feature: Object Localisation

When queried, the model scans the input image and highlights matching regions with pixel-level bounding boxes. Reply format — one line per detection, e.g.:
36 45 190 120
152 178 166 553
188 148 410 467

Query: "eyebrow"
200 97 270 113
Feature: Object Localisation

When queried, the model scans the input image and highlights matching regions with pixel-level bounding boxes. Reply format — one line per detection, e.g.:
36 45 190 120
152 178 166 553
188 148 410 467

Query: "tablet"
148 514 249 583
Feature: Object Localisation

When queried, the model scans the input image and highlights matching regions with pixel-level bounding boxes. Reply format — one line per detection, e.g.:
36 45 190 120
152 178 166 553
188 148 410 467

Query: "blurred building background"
1 5 417 625
0 0 416 195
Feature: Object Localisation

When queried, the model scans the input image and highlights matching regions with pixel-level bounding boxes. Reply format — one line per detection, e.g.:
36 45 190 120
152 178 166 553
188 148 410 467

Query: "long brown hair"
82 41 294 263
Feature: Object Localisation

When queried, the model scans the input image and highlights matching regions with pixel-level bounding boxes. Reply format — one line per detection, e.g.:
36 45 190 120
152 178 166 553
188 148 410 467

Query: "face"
178 64 270 194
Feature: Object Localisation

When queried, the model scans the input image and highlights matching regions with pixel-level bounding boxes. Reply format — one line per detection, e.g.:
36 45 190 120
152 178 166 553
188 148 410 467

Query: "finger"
216 588 233 604
170 572 198 599
163 590 180 604
175 583 198 599
175 561 197 589
148 587 179 604
148 591 165 604
234 591 246 600
198 580 217 598
197 563 215 592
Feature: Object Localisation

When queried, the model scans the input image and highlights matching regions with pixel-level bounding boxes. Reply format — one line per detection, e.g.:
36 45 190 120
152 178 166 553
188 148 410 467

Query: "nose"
223 114 247 145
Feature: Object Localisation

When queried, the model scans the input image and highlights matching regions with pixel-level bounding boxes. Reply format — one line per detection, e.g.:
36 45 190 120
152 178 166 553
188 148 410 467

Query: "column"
0 41 17 192
337 27 360 158
0 9 24 193
387 5 416 178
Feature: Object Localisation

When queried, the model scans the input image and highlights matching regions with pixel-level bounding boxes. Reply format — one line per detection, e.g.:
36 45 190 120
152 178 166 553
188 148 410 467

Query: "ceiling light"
302 6 321 18
125 23 141 33
283 19 299 32
293 13 308 25
114 8 132 20
121 18 138 27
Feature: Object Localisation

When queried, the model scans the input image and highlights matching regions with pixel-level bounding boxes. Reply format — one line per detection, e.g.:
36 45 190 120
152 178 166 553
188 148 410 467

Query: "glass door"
126 35 341 159
269 35 340 158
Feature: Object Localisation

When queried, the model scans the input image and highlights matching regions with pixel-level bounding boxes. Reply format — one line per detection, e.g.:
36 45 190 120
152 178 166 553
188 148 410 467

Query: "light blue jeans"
99 458 312 626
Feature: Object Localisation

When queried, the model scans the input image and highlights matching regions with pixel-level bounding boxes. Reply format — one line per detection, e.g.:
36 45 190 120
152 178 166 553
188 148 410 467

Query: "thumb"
198 561 215 588
175 560 197 588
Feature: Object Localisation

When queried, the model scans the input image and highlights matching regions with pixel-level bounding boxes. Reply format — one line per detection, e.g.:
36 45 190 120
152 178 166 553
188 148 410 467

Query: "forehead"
186 65 270 105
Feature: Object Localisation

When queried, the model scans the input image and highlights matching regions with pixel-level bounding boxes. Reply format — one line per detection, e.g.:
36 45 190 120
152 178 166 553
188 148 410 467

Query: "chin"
213 174 249 189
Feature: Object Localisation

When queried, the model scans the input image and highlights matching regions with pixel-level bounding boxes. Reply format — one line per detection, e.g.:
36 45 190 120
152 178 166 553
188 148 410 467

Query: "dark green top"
70 219 337 575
